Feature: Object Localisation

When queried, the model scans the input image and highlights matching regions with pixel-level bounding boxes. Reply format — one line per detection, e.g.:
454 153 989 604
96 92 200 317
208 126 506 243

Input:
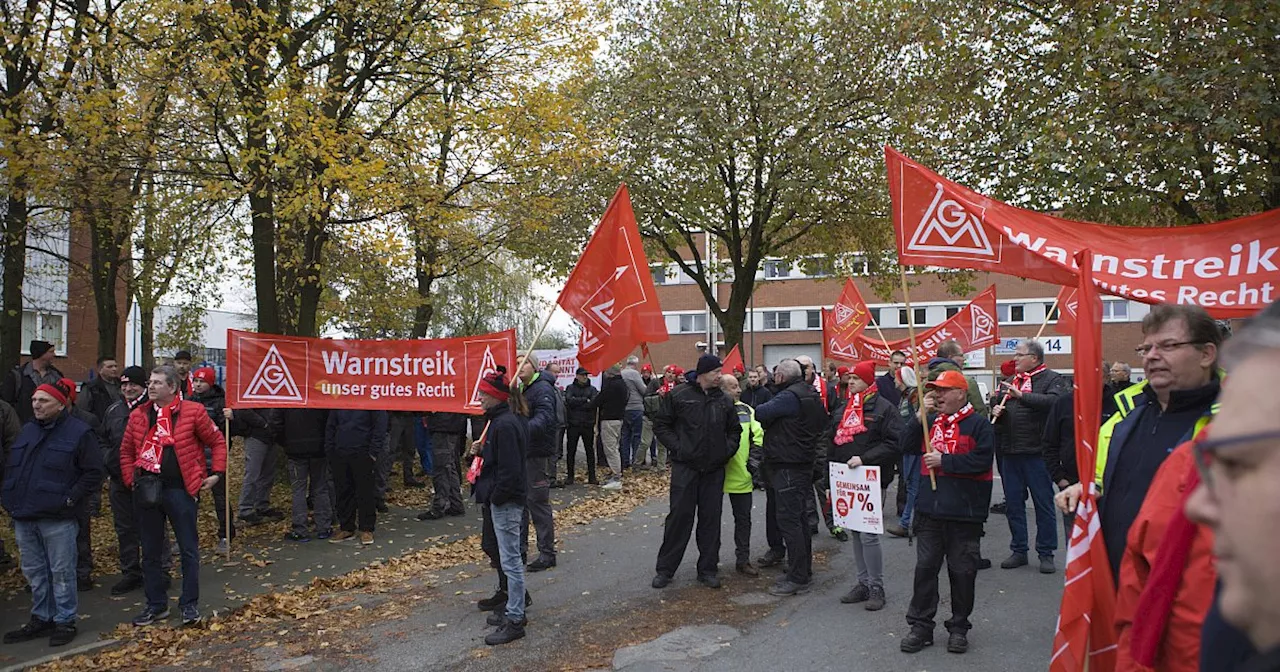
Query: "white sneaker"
602 480 623 491
215 538 230 555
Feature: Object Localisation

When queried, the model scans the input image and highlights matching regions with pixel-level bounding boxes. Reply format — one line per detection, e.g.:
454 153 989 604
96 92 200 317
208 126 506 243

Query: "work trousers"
655 463 724 578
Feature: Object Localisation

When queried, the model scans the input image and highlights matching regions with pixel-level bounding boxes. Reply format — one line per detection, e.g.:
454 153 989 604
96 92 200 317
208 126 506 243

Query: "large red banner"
888 146 1279 317
1051 250 1118 672
822 279 874 362
225 329 517 413
558 185 668 373
847 285 999 366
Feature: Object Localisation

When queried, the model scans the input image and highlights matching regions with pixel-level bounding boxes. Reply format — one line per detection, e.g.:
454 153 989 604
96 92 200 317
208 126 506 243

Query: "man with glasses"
1056 304 1222 581
1184 300 1280 672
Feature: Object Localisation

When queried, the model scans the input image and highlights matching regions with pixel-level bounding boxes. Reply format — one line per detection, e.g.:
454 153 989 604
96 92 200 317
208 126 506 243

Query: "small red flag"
722 345 745 374
823 279 873 362
1054 285 1080 334
558 185 668 373
1050 249 1118 672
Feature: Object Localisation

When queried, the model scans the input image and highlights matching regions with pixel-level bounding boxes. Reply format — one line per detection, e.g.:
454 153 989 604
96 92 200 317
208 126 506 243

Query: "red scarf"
929 402 976 456
659 378 677 396
1010 364 1047 393
813 374 828 408
136 401 180 473
834 389 875 445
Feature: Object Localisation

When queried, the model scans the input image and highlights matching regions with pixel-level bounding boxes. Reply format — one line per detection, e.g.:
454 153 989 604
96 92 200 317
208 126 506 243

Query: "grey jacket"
621 367 647 412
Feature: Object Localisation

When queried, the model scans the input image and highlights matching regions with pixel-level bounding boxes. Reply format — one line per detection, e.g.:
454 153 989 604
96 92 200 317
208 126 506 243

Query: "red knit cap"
477 369 510 402
192 367 217 385
852 361 877 387
36 380 73 407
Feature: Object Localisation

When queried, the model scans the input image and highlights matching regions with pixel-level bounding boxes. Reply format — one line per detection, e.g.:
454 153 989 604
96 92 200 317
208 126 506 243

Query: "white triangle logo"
906 183 996 258
828 339 858 359
970 304 995 342
834 303 855 325
1066 300 1079 317
244 344 303 402
467 346 499 408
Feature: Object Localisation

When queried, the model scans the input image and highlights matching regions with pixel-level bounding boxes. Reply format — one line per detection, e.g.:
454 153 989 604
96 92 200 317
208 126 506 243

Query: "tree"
590 0 912 351
427 256 557 347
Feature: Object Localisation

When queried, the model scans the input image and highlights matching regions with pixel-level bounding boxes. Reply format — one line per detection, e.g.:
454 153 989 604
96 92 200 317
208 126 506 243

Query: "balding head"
720 373 741 401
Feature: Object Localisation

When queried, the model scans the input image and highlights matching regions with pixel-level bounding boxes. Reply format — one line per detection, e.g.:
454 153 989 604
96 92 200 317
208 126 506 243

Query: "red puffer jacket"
120 400 226 498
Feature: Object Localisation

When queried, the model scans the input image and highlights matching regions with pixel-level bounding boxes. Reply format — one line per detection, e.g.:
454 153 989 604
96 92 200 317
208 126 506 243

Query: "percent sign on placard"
855 491 875 512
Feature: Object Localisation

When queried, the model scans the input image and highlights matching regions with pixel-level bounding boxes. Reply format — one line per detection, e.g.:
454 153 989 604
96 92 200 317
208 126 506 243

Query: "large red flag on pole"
823 279 874 362
558 185 668 373
721 345 745 374
1053 285 1080 334
1050 249 1118 672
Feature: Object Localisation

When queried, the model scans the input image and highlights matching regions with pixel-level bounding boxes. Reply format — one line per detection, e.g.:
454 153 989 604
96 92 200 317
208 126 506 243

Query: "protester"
417 411 468 520
591 365 628 490
1104 361 1137 419
742 367 774 408
562 367 599 485
991 339 1067 573
637 363 658 468
517 358 558 572
794 355 834 537
3 340 64 423
876 350 907 408
325 409 388 545
1056 304 1222 580
171 351 194 398
890 364 920 537
270 408 334 542
1041 389 1077 538
900 371 995 655
385 412 427 493
754 358 827 596
720 374 763 576
930 341 987 415
1185 300 1280 672
620 356 648 470
988 358 1017 517
547 364 568 485
120 366 224 628
1 379 103 647
77 356 122 423
471 368 530 646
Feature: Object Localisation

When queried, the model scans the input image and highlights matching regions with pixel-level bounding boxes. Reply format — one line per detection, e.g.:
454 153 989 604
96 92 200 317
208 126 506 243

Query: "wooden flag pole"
224 416 232 561
898 268 937 491
517 307 559 376
1035 296 1061 340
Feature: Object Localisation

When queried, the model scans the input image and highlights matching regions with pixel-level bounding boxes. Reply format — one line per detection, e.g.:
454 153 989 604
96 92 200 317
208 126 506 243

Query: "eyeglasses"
1134 341 1202 357
1192 429 1280 497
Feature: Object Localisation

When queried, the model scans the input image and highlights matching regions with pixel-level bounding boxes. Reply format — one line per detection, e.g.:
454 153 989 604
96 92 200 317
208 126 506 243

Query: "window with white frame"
1102 300 1129 321
763 311 792 330
678 314 707 334
1045 302 1060 322
21 311 67 354
799 257 833 278
946 306 961 319
898 307 927 327
763 260 791 279
650 265 669 286
998 304 1027 324
806 310 821 330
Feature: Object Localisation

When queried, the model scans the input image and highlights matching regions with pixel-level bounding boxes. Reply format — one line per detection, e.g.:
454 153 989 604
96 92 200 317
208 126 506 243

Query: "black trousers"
330 453 377 533
728 492 752 565
565 424 596 482
906 513 983 634
769 467 812 584
656 463 724 578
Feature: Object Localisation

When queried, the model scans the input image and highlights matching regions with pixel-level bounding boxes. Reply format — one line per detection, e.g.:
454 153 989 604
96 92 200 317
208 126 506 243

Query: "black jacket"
740 385 773 409
819 393 903 475
2 411 104 520
189 385 271 443
3 362 64 424
1041 390 1077 485
903 411 995 523
592 373 628 421
270 408 329 459
101 396 146 481
995 367 1069 456
522 373 559 458
425 411 468 435
563 379 598 427
325 410 388 458
473 402 528 506
653 382 741 473
77 376 122 423
755 381 827 469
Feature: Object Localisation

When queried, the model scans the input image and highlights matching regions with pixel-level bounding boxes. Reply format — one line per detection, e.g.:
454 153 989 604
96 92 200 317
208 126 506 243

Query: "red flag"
1054 286 1080 334
887 146 1280 318
823 279 874 362
722 345 745 374
558 185 668 373
850 285 1000 365
1050 249 1118 672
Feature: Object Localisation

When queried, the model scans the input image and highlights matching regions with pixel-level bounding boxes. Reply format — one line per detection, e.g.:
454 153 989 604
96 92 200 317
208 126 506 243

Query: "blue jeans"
1002 454 1059 557
900 454 921 528
620 410 644 468
14 518 79 624
140 487 202 610
489 502 526 622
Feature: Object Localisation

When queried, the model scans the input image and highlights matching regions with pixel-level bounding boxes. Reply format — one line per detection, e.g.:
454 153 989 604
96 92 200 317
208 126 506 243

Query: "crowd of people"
1 297 1279 668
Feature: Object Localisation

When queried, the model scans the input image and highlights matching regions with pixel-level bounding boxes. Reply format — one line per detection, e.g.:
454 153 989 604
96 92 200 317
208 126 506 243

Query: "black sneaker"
283 531 311 542
901 628 934 653
110 575 144 596
238 512 264 527
978 557 993 570
990 501 1007 514
49 623 77 647
77 578 94 592
947 631 969 654
865 585 886 612
768 579 810 596
756 550 785 568
446 508 466 517
376 501 389 513
477 590 508 611
831 527 850 542
840 584 870 604
417 510 446 521
651 573 672 589
486 612 528 627
484 620 526 646
181 605 202 627
259 508 286 521
697 574 721 589
4 618 54 643
527 556 556 573
132 606 171 627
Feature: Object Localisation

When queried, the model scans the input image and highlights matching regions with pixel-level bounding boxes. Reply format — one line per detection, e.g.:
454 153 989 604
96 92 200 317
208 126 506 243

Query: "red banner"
823 279 874 362
888 146 1280 317
848 285 999 366
558 185 668 373
721 345 745 374
225 329 517 413
1051 250 1118 672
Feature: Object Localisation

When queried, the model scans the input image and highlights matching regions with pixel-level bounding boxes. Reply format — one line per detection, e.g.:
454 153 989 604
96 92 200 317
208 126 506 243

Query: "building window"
678 314 707 334
806 310 821 330
898 307 927 327
1045 302 1060 322
21 311 67 355
799 257 832 278
998 304 1026 324
1102 300 1129 321
650 265 668 286
946 306 961 319
763 311 792 330
868 307 881 326
763 260 790 279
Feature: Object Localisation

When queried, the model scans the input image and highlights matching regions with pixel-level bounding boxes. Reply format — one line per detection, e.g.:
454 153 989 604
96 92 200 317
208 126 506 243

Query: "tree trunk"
294 217 327 337
140 305 155 370
411 232 440 338
239 1 278 335
1 189 27 371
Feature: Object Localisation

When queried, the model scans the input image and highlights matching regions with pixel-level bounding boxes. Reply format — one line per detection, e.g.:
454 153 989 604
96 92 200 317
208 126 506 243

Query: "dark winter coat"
189 384 271 444
755 381 827 469
101 396 146 481
324 410 388 459
740 385 774 409
1041 390 1078 485
2 411 104 520
425 411 468 436
653 382 741 473
270 408 330 459
819 392 903 475
3 362 64 424
473 402 528 506
995 367 1069 456
77 375 122 424
522 372 559 458
563 379 598 427
591 372 629 421
903 410 994 524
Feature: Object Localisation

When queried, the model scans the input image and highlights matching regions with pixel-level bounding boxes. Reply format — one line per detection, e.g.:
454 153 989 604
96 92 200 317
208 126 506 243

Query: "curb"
1 638 119 672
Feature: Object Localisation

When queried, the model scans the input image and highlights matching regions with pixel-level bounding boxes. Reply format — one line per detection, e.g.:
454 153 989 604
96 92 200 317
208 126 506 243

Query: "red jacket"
119 399 226 498
1114 443 1216 672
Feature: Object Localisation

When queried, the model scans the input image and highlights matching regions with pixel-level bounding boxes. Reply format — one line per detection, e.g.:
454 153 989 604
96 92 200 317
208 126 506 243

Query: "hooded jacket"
473 402 528 506
564 378 598 427
521 372 559 458
653 381 741 472
2 410 104 520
